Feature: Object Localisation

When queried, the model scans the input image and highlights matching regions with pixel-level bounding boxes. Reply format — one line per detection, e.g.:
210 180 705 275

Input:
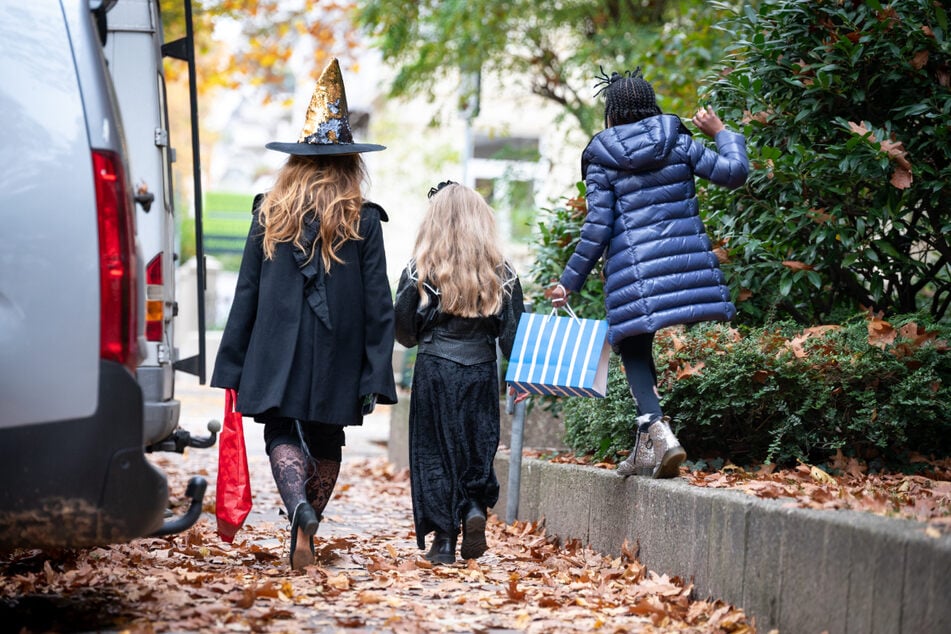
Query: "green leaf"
744 3 758 24
873 240 902 260
779 275 793 297
936 5 948 33
894 103 931 117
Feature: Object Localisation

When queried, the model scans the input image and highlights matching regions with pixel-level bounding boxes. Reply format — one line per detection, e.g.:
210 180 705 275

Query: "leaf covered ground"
529 448 951 534
0 450 756 634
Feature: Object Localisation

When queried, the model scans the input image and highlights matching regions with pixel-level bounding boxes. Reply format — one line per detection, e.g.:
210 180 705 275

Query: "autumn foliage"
162 0 360 101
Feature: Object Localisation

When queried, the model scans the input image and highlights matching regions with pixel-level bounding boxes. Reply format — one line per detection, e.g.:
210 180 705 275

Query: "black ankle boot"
289 502 319 570
460 501 487 560
425 532 456 565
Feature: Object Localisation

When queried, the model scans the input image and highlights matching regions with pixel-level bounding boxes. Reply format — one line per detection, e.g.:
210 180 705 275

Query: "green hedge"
563 314 950 467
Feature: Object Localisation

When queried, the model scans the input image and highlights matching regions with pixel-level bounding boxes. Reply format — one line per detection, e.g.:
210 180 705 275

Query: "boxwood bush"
563 313 950 466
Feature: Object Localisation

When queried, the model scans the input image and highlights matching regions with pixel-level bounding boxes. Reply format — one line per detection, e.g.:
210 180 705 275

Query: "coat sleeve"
686 129 749 189
560 163 616 292
393 265 420 348
498 272 525 360
210 208 264 390
358 207 398 405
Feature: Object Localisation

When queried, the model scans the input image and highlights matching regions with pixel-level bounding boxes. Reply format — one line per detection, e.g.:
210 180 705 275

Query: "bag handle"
225 388 237 413
547 303 580 322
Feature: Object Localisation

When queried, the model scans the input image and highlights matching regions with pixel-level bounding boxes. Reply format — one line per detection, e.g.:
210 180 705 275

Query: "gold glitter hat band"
265 58 385 156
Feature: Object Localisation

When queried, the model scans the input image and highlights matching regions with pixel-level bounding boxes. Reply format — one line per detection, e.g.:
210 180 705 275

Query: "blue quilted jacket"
560 114 749 345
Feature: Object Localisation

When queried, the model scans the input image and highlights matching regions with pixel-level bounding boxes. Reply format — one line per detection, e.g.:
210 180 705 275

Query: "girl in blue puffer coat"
550 68 749 479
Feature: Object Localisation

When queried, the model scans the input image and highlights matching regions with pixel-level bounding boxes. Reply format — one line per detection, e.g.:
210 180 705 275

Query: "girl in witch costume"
394 182 525 565
211 59 397 570
551 68 748 479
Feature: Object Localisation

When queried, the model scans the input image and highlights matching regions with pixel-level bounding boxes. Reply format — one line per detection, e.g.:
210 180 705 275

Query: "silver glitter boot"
616 414 657 477
616 414 686 479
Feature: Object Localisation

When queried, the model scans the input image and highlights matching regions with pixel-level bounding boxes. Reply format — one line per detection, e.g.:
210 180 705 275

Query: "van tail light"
145 253 164 342
94 149 140 372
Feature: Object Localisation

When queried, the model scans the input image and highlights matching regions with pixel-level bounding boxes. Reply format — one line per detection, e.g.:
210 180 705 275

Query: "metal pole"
504 301 532 524
505 384 527 524
459 69 479 188
462 121 473 187
183 0 206 384
164 0 206 383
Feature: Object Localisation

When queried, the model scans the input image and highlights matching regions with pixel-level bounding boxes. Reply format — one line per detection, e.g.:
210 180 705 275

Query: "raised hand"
692 106 725 137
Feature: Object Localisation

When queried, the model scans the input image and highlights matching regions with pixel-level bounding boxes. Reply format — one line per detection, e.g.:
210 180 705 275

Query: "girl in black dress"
394 182 524 565
212 59 397 570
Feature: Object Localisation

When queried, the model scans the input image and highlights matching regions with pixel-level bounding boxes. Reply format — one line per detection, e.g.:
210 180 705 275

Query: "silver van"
0 0 208 549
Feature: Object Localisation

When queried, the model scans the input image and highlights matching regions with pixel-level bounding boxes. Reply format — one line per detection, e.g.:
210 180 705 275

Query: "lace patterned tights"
269 443 340 521
306 459 341 519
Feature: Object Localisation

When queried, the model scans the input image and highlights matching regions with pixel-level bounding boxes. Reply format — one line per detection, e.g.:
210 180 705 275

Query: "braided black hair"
594 66 662 128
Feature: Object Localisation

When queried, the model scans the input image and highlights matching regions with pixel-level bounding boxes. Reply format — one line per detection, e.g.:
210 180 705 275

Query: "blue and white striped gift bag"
505 309 611 398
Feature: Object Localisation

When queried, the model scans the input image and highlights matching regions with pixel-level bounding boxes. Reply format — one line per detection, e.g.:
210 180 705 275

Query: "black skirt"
409 354 500 548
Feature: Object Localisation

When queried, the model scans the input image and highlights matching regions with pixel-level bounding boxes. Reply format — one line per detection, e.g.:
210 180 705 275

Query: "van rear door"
103 0 181 445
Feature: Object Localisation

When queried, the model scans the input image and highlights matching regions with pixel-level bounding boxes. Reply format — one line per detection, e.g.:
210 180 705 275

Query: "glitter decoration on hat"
298 58 354 144
265 58 385 156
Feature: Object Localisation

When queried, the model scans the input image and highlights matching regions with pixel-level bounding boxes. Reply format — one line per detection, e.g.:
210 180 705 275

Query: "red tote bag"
216 388 252 543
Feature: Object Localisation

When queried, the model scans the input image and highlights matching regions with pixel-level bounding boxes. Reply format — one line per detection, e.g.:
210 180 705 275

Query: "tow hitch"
147 419 221 453
152 476 207 536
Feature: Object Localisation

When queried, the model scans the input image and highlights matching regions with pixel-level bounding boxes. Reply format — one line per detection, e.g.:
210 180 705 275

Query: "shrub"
702 0 951 325
528 182 606 320
563 313 950 466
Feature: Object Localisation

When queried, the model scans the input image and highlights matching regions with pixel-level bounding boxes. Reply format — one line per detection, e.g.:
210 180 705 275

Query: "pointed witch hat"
266 58 385 155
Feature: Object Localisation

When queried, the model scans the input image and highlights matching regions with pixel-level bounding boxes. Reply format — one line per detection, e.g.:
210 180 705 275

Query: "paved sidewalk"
158 374 757 633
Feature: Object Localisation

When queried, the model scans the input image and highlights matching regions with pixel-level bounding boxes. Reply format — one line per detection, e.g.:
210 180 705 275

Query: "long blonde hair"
414 183 506 317
260 154 366 271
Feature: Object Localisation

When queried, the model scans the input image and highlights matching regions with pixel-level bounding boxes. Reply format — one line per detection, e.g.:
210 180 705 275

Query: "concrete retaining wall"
492 454 951 634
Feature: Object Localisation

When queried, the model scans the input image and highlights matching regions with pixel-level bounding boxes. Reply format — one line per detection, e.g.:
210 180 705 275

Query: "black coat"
211 197 398 426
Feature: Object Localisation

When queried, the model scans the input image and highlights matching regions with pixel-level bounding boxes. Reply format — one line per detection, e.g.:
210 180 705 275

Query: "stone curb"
492 453 951 634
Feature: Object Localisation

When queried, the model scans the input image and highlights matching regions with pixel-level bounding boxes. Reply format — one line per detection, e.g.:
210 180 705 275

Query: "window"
470 136 540 244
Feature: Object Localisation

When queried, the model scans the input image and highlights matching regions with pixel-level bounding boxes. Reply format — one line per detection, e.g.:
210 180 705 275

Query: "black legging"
615 332 662 418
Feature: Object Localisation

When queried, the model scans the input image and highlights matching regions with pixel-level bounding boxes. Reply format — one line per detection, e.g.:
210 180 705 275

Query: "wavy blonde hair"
260 154 366 271
414 183 506 317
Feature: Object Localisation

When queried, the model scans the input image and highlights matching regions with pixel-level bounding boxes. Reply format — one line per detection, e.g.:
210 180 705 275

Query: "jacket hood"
582 114 689 177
